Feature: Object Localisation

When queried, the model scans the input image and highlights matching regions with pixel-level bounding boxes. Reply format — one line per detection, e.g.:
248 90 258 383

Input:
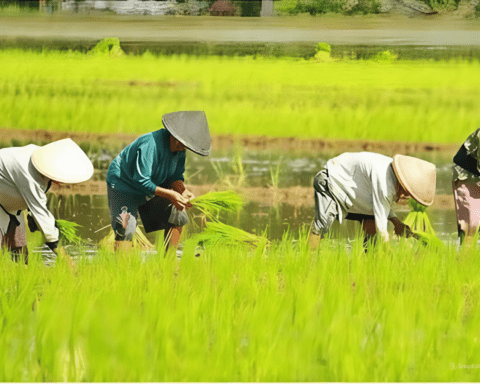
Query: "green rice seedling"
192 221 269 247
56 219 83 245
269 157 282 189
2 231 480 381
229 147 247 188
403 199 443 248
2 50 480 143
191 190 244 220
99 227 154 250
409 230 445 250
404 198 436 235
209 148 247 190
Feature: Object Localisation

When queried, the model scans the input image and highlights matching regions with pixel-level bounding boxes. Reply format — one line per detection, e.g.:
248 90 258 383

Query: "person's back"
326 152 397 217
0 144 48 213
107 129 185 196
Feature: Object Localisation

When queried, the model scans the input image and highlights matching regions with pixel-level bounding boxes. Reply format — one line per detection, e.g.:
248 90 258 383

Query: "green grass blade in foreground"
192 221 268 247
98 228 154 250
2 233 480 381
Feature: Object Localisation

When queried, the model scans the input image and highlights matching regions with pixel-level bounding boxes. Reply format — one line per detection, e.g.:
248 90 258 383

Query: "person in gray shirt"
0 138 93 264
309 152 436 249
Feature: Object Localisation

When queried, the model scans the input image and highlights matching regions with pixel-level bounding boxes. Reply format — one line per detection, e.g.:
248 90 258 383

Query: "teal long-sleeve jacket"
106 129 186 196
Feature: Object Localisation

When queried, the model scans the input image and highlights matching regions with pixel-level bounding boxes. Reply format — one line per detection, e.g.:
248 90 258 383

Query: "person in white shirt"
0 139 93 264
309 152 436 248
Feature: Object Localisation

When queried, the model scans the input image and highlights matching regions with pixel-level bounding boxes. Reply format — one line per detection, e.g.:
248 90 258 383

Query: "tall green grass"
1 49 480 143
1 234 480 381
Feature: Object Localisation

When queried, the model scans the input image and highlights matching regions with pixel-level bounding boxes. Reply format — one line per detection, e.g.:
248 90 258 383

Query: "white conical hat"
392 154 436 206
31 138 94 184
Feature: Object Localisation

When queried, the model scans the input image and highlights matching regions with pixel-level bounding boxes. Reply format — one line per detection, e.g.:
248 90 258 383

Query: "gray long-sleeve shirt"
325 152 398 241
0 144 59 243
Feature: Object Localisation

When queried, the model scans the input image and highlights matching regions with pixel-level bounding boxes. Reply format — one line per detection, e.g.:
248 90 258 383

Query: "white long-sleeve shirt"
0 144 59 243
326 152 398 241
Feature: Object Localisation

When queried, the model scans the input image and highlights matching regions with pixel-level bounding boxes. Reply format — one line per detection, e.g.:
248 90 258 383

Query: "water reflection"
47 193 459 245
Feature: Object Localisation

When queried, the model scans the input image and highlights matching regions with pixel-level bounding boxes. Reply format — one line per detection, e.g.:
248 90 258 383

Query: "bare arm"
171 180 194 207
389 217 413 237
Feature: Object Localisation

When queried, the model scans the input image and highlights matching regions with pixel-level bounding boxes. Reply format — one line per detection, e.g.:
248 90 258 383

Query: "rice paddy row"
1 49 480 143
1 234 480 381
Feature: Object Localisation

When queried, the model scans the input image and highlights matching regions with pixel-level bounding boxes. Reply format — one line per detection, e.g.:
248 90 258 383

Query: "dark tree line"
1 0 39 6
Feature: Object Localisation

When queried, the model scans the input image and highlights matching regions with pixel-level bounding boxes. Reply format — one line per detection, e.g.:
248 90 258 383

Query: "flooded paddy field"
45 192 459 245
2 35 479 380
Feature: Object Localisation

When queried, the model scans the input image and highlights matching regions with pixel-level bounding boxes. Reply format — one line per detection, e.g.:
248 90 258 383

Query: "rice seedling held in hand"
192 221 269 248
99 227 154 251
56 219 84 245
403 198 443 248
409 230 445 250
404 198 436 235
191 190 244 221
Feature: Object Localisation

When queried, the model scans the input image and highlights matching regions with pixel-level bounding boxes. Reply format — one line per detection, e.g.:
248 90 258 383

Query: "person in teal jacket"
106 111 211 252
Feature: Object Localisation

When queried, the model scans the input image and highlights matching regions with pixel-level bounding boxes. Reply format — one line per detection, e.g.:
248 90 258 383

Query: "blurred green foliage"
1 49 480 143
1 232 480 381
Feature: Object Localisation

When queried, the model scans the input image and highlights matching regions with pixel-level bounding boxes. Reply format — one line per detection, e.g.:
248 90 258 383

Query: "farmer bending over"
106 111 211 252
309 152 436 248
451 127 480 244
0 139 94 264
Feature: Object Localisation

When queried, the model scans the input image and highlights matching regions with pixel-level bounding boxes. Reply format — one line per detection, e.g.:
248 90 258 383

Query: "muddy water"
35 205 459 264
49 194 459 246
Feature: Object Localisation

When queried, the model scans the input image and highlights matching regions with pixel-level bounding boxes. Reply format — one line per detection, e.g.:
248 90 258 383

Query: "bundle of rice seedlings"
403 199 443 248
409 230 444 250
56 219 83 245
404 198 435 235
99 227 154 250
192 221 268 248
191 191 244 220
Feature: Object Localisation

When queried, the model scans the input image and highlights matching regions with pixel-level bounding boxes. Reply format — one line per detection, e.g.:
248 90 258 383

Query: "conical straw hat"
392 154 436 206
31 138 94 184
162 111 211 156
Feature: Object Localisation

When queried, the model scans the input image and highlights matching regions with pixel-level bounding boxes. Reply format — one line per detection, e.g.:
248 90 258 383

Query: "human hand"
182 189 195 201
393 221 413 237
182 189 194 211
166 190 190 211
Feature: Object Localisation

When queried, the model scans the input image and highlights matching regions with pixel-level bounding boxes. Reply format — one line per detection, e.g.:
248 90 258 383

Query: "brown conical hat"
31 138 94 184
162 111 211 156
392 154 436 206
